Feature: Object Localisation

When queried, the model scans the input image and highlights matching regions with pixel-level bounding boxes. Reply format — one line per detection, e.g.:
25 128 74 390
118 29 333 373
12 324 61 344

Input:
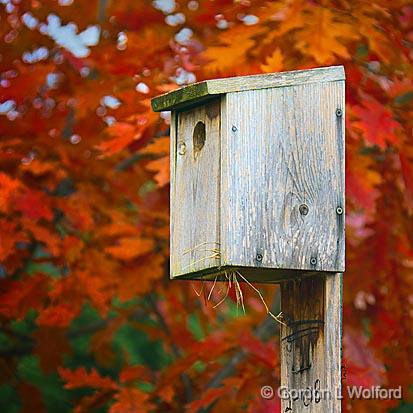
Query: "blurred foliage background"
0 0 413 412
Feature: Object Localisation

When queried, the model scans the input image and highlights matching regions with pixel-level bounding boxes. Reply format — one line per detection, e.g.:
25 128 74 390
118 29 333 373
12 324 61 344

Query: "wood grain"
152 66 345 112
170 98 221 278
280 273 342 412
220 80 345 273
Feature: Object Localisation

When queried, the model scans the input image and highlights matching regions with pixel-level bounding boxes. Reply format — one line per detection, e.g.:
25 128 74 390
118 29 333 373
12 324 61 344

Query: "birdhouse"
151 66 345 283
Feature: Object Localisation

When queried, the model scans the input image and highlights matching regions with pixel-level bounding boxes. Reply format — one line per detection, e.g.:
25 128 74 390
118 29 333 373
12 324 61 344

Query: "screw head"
231 125 237 132
299 204 309 216
310 257 317 266
336 206 344 215
178 142 186 155
256 253 263 262
336 108 343 117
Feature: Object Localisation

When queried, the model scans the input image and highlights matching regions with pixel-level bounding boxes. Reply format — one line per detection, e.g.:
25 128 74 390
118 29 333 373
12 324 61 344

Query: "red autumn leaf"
97 122 142 156
239 330 277 368
0 172 21 213
110 388 152 413
0 221 27 262
352 99 401 149
0 274 48 319
37 303 81 328
185 387 229 413
119 365 149 383
14 191 54 222
59 367 118 390
158 384 175 404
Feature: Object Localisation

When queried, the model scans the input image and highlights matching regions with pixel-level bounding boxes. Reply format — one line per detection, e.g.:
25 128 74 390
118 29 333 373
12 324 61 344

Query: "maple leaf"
145 156 170 187
116 253 164 300
202 25 264 73
354 8 396 64
261 0 305 37
352 99 401 148
119 365 149 383
346 152 382 211
185 387 229 413
295 7 359 64
140 136 170 155
158 384 175 404
97 122 142 157
110 388 152 413
59 367 118 390
37 303 81 327
14 190 54 222
260 49 284 73
105 237 155 260
0 172 21 213
21 218 61 256
0 274 47 319
0 221 27 262
239 330 277 368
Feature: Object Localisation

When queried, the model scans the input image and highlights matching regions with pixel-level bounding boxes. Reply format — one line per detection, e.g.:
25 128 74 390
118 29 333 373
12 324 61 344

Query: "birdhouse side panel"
220 81 345 274
170 98 222 278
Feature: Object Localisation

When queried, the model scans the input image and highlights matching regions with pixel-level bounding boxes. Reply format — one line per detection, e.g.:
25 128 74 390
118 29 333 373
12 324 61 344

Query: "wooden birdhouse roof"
151 65 345 112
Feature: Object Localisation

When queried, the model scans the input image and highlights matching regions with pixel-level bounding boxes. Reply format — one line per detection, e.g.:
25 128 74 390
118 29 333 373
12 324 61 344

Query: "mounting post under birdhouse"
152 65 345 413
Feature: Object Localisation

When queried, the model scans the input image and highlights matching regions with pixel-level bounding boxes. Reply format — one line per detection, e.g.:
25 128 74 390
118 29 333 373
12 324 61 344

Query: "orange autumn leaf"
158 384 175 404
202 25 263 73
20 159 61 176
21 218 61 256
140 136 169 155
295 7 359 64
105 237 154 260
145 156 170 187
260 48 284 73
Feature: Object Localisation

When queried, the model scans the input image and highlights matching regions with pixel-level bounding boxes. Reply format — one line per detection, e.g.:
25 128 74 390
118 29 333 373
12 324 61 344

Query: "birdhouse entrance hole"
193 121 206 158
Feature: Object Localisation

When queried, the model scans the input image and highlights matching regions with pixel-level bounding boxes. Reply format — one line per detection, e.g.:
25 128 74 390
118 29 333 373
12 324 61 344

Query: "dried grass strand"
235 270 287 327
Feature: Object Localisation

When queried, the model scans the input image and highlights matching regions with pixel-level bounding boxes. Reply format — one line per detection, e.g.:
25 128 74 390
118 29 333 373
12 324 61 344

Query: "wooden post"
280 274 342 412
151 66 345 413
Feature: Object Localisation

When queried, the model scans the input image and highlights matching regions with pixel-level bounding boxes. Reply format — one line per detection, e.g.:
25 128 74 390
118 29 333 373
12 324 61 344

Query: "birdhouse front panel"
170 98 222 278
153 66 345 282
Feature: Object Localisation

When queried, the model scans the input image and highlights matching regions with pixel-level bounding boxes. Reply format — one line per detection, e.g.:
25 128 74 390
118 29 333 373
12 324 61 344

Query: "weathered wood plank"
170 98 221 278
280 273 342 413
152 66 345 112
220 80 345 273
